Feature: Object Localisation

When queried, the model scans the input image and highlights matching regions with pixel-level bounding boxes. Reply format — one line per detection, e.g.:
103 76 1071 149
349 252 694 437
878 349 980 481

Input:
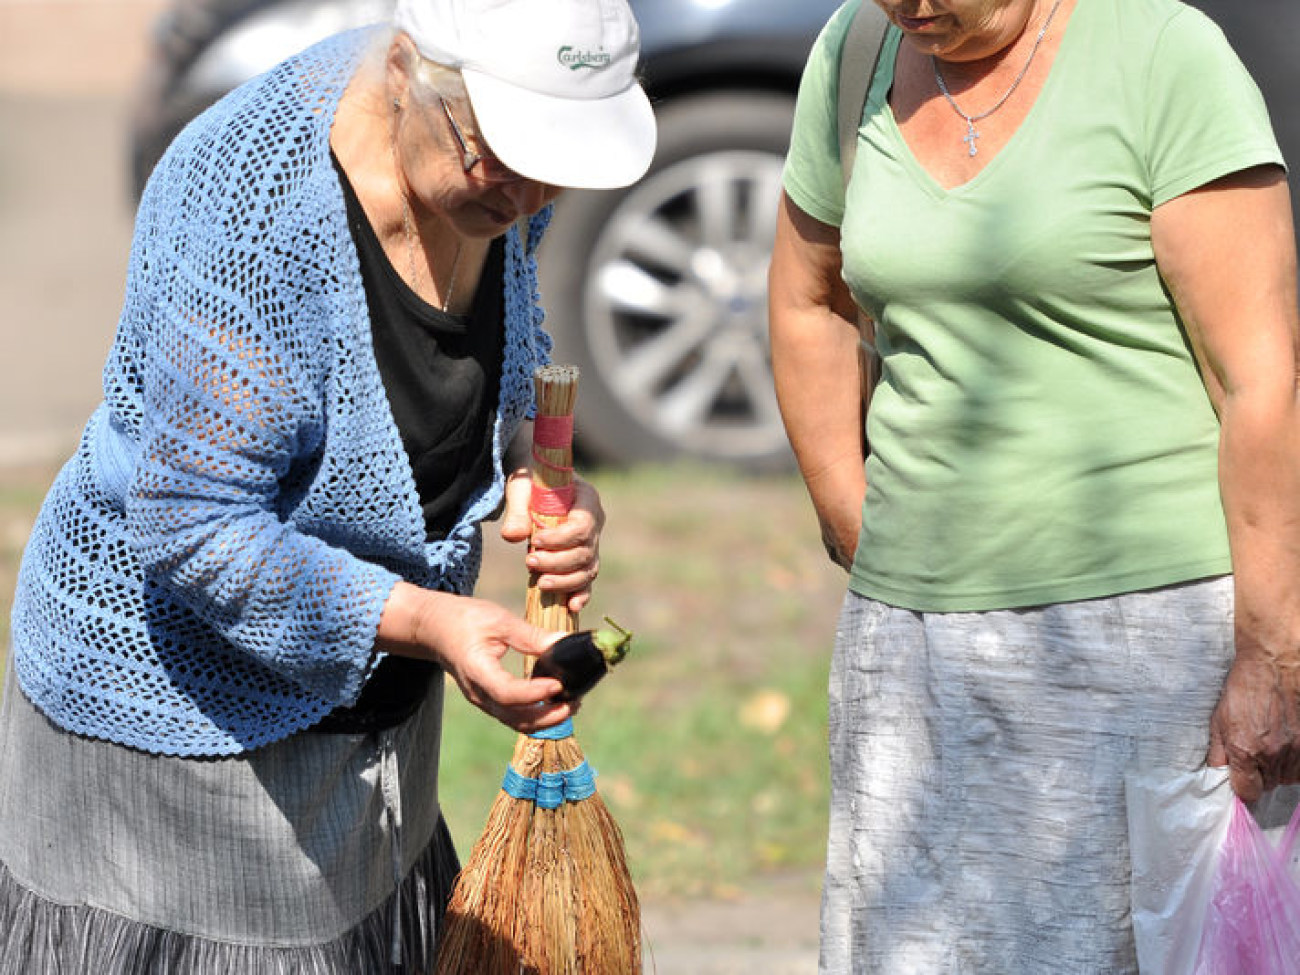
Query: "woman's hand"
499 468 605 613
1208 648 1300 802
376 583 572 733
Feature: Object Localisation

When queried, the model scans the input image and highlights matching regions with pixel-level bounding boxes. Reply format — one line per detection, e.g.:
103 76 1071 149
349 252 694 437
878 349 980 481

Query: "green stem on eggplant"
532 617 633 702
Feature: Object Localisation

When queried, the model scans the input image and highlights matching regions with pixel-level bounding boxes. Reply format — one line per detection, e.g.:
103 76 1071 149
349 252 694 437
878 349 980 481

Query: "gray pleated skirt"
819 576 1287 975
0 662 460 974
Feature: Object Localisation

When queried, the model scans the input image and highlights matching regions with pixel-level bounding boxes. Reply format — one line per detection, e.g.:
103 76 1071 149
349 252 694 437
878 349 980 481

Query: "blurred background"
1 0 1297 971
0 0 163 467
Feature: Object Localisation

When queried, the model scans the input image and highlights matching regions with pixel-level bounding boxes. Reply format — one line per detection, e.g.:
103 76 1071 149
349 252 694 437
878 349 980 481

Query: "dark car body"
128 0 1299 469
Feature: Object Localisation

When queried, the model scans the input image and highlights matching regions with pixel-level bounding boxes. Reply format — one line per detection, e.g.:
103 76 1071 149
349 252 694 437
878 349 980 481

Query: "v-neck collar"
877 0 1085 201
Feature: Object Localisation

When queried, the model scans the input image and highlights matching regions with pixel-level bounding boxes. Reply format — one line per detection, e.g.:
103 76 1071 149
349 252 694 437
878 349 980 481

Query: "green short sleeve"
1144 8 1285 207
782 0 860 227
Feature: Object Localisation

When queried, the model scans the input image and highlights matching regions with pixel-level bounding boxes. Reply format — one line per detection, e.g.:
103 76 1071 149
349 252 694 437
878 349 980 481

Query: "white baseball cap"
393 0 658 190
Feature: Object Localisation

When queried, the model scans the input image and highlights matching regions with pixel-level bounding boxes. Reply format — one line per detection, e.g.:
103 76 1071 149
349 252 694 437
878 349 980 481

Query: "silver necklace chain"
931 0 1064 157
400 193 462 313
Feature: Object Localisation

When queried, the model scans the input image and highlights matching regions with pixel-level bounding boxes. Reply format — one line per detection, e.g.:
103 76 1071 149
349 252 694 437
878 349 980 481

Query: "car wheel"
539 90 796 470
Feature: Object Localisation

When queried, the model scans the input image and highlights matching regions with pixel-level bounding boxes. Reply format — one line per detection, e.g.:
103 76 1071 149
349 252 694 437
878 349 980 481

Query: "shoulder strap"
837 1 891 192
834 1 891 456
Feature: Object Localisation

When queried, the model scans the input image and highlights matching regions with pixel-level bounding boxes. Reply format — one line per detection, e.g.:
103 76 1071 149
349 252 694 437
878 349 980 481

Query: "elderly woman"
770 0 1299 970
0 0 654 971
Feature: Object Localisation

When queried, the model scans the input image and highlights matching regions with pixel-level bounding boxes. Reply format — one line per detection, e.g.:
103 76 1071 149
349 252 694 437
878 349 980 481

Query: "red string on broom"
529 413 577 520
434 365 641 975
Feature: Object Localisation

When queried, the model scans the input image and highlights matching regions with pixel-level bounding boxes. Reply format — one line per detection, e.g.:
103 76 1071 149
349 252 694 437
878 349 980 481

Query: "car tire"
538 89 797 471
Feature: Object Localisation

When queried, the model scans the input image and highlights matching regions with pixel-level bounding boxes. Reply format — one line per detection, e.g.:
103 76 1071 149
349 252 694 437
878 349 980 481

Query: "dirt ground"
0 1 821 970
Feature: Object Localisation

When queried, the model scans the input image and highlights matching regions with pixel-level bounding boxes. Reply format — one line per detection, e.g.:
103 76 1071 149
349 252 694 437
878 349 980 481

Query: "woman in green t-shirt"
771 0 1300 969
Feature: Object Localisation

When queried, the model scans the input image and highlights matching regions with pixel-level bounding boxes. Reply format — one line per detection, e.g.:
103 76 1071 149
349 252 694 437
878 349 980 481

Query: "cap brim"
462 69 657 190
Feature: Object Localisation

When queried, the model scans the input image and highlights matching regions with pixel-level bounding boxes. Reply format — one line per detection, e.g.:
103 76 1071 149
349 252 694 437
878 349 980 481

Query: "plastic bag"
1129 769 1300 974
1128 768 1235 975
1193 794 1300 975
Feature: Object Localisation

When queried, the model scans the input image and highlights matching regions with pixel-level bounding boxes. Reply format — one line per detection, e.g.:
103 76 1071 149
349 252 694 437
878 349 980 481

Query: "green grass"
0 461 846 899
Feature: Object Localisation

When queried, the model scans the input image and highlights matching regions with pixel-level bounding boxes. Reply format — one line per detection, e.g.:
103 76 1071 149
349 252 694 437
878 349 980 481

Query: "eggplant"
532 618 633 702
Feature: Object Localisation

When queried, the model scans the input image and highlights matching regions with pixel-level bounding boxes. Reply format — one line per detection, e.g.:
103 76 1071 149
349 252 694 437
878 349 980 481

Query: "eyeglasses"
438 97 522 184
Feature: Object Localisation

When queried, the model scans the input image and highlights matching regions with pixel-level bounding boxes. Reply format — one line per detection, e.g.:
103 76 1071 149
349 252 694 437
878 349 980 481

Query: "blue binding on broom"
501 719 598 809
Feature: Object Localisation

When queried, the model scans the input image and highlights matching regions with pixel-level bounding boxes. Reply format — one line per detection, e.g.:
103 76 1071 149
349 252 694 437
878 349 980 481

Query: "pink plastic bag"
1194 796 1300 975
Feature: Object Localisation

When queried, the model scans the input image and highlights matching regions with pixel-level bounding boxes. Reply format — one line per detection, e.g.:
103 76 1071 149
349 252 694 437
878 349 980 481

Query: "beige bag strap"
836 1 890 452
837 1 890 182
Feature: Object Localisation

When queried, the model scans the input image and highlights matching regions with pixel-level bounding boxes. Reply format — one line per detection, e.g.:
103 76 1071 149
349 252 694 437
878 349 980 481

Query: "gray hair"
393 31 472 113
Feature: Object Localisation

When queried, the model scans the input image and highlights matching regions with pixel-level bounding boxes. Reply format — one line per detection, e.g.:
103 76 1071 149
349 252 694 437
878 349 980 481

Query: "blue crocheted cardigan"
11 29 554 757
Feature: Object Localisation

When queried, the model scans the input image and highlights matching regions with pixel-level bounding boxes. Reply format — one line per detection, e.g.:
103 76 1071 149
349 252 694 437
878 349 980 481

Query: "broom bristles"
434 365 641 974
516 739 640 972
437 738 640 973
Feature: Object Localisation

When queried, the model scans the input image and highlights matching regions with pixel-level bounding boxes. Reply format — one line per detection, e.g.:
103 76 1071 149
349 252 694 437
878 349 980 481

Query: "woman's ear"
386 34 415 109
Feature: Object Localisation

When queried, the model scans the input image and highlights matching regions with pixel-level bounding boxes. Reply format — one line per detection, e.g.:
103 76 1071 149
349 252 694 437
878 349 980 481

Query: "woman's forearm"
375 581 454 661
771 304 867 567
1208 388 1300 797
1218 391 1300 661
769 193 868 569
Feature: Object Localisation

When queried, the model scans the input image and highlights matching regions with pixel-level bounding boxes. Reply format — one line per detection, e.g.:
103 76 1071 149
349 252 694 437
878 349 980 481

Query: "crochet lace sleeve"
123 228 396 707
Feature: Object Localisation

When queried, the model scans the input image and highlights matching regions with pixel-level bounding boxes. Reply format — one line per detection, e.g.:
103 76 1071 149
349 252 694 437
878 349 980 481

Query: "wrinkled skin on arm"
1153 164 1300 801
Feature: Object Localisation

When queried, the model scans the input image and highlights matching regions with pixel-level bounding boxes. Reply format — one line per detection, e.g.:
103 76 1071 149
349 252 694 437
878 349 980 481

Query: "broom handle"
524 366 580 649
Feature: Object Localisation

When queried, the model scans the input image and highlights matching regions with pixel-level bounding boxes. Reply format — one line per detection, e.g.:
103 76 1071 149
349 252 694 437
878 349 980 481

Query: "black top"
314 153 505 734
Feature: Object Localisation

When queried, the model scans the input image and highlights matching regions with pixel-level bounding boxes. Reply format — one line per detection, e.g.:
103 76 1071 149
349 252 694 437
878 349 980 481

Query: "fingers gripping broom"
434 365 641 974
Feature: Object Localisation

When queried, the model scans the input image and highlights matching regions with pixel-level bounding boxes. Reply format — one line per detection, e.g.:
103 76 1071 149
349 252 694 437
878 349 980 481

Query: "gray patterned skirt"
819 576 1288 974
0 663 459 974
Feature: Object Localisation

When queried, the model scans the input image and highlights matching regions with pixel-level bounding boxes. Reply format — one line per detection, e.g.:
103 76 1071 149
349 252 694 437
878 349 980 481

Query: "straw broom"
434 364 641 974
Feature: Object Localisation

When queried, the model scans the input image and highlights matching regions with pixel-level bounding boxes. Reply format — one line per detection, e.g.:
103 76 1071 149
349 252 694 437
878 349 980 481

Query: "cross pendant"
963 120 980 157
